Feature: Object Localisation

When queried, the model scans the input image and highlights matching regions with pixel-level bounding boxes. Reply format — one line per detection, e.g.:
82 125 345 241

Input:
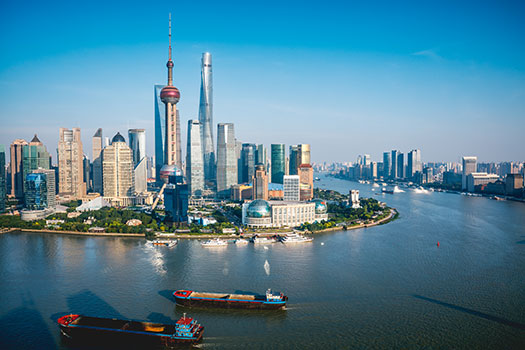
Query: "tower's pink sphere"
160 86 180 104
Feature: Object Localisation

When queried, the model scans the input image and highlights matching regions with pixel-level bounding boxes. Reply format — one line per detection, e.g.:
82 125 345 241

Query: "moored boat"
201 238 228 247
234 238 250 244
149 239 178 247
173 289 287 310
280 233 313 244
57 313 204 346
251 236 277 244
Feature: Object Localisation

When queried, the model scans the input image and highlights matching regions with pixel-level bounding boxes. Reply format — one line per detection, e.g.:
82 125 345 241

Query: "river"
1 173 524 349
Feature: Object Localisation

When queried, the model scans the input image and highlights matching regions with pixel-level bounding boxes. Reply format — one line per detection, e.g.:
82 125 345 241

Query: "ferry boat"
280 233 313 244
57 313 204 346
173 289 287 310
149 239 177 247
251 236 277 244
201 238 228 247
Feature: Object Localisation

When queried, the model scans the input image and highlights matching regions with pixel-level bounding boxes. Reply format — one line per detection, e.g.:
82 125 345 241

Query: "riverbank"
308 208 397 234
2 228 145 238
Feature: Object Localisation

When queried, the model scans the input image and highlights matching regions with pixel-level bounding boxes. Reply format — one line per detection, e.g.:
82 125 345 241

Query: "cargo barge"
57 313 203 347
173 289 287 310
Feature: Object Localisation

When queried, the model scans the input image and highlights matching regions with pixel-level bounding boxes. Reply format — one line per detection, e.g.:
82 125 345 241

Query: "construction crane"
151 183 167 211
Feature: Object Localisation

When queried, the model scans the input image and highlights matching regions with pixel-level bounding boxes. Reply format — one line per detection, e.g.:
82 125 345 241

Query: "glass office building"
271 144 285 184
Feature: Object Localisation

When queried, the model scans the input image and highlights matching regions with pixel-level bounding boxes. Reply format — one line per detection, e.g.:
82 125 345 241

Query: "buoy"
437 241 440 247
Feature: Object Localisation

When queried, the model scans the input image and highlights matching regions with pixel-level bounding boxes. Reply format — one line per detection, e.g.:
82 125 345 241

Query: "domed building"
242 199 323 228
311 199 329 221
159 164 184 184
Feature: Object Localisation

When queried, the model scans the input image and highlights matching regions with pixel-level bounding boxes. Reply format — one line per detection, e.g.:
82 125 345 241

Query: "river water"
1 174 524 349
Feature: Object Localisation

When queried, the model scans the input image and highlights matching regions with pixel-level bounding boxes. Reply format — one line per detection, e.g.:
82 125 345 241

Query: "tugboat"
173 289 287 310
57 313 204 346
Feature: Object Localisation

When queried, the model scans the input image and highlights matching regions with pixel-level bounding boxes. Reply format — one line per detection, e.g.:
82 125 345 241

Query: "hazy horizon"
1 1 524 164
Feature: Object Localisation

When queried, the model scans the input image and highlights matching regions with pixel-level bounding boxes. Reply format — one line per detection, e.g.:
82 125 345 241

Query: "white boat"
149 239 177 247
372 183 380 188
252 236 277 244
234 238 250 245
201 238 228 247
281 233 313 244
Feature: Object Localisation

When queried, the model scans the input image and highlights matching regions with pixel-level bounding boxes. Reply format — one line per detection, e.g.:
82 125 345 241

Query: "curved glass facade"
271 144 285 184
246 199 271 218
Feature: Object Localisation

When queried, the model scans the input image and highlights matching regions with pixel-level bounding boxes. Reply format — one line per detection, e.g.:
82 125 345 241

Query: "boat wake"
264 260 271 276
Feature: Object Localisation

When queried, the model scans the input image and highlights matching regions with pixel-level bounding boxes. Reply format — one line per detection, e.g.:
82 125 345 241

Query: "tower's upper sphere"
167 60 174 68
160 85 180 104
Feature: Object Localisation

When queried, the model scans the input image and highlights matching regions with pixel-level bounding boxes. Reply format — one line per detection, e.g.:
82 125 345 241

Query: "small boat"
314 177 320 181
382 187 394 194
281 233 313 244
234 238 250 245
251 236 277 244
149 239 177 247
173 289 287 310
201 238 228 247
57 313 204 346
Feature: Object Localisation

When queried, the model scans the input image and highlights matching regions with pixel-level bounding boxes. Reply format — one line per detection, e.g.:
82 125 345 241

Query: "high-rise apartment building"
92 128 103 194
160 15 182 169
391 150 399 179
103 133 134 198
241 143 256 183
383 152 391 179
397 152 405 179
199 52 215 183
299 164 314 201
58 128 85 198
0 145 5 212
253 164 268 200
10 139 28 199
407 149 422 179
216 123 237 198
128 129 147 193
271 144 285 184
283 175 300 201
186 120 204 196
462 156 477 190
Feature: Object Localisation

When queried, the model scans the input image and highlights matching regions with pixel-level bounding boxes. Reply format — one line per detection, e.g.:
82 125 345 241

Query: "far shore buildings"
92 128 103 194
216 123 237 198
58 128 86 198
462 156 477 190
10 138 28 199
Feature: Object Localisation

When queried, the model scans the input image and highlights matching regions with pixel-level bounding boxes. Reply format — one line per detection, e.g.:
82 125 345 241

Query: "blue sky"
1 0 524 164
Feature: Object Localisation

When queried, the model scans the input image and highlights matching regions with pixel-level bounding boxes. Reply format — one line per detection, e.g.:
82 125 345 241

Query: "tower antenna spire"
169 13 172 61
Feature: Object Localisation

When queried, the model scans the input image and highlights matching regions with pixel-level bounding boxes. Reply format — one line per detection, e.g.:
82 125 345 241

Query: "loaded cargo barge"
173 289 287 310
57 313 204 346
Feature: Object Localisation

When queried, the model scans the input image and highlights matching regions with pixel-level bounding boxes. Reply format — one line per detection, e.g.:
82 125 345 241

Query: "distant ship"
57 314 204 346
173 289 287 310
314 177 321 181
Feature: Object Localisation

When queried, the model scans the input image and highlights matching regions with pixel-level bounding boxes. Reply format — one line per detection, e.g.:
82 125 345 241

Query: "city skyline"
1 1 525 163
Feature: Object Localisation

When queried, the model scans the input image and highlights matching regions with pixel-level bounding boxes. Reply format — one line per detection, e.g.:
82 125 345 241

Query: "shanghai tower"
160 14 182 168
198 52 215 184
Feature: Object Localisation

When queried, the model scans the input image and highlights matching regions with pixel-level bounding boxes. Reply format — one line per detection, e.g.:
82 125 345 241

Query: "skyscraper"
58 128 85 198
0 145 5 212
298 144 311 166
32 168 56 209
383 152 391 179
199 52 215 183
299 164 314 201
241 143 256 183
289 145 299 175
462 156 477 190
22 135 51 196
24 173 48 210
256 144 266 166
216 123 237 197
186 120 204 196
83 154 91 191
92 128 103 194
271 144 285 184
253 163 268 200
154 84 166 184
128 129 146 166
160 14 182 168
129 129 147 193
10 139 27 199
103 133 134 198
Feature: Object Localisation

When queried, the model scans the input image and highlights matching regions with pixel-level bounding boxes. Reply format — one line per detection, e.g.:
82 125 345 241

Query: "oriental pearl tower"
160 13 182 168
